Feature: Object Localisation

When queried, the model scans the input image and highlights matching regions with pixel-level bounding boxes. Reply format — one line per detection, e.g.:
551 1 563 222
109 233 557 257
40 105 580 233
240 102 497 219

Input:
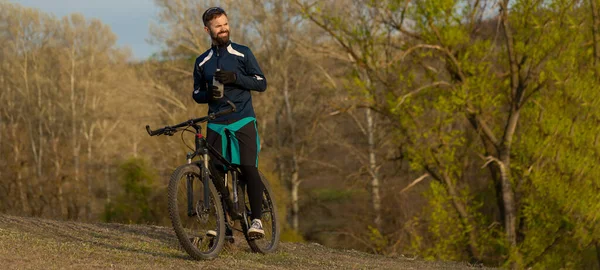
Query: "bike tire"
239 171 280 254
168 163 225 260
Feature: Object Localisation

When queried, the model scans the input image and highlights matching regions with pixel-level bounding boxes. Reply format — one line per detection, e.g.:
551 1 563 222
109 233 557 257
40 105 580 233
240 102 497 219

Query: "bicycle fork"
186 153 211 217
187 174 195 217
203 154 210 211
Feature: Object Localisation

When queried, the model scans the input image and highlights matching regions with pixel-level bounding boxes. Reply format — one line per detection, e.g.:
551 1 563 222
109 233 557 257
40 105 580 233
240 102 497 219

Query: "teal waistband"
207 117 260 166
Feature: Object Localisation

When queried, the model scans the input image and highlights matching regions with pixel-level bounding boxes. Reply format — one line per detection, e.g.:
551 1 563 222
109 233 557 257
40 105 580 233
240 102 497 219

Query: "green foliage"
103 158 161 224
380 0 600 266
367 225 388 254
514 68 600 268
411 181 468 261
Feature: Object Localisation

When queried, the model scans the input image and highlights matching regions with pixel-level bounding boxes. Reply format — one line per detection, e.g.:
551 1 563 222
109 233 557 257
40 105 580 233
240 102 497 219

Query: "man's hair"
202 7 227 26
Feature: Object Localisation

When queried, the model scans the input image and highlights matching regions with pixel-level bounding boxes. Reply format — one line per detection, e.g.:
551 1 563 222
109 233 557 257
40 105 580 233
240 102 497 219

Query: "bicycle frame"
186 123 244 221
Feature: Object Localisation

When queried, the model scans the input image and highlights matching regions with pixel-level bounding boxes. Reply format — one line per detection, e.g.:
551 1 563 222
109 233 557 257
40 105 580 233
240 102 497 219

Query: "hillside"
0 215 487 269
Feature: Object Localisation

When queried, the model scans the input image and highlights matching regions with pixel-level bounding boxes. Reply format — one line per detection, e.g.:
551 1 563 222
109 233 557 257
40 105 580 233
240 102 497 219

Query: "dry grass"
0 214 488 269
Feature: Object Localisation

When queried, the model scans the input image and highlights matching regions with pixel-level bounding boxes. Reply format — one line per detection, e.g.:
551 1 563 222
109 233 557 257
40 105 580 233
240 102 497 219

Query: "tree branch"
524 224 567 268
293 0 362 66
393 81 452 110
500 0 520 102
466 111 499 147
399 173 430 194
377 0 422 40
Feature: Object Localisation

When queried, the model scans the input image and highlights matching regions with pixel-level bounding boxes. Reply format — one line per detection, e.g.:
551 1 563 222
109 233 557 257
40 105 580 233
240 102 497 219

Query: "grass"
0 214 490 269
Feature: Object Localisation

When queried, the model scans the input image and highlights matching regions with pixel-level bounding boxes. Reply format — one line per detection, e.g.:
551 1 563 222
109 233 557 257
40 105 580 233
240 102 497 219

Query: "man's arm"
235 48 267 92
192 59 210 103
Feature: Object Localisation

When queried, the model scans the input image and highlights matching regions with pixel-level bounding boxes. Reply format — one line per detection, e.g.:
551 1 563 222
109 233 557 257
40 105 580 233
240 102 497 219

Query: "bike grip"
146 125 161 136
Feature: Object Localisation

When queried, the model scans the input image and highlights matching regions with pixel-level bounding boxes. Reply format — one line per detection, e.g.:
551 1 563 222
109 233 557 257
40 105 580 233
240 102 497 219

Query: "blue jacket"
192 41 267 122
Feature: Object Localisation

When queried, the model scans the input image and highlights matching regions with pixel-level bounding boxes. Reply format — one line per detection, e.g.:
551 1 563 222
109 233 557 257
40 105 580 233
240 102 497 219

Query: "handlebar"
146 100 237 136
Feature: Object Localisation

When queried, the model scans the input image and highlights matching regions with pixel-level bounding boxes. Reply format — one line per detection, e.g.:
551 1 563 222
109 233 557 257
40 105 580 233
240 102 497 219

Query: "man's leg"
235 120 265 237
239 165 264 221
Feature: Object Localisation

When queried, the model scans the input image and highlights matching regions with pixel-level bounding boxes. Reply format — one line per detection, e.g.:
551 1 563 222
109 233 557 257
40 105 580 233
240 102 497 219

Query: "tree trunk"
51 137 67 219
13 142 30 215
282 70 302 231
499 1 521 267
366 108 382 231
291 172 300 230
274 110 286 185
36 78 43 186
466 114 505 224
86 130 94 221
273 105 290 224
17 165 30 215
83 45 96 221
105 155 111 205
57 176 66 219
70 43 81 219
500 110 520 253
55 158 66 218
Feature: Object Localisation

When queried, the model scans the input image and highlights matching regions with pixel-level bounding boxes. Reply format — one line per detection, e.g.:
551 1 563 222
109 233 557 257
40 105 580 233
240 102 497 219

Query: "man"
192 7 267 239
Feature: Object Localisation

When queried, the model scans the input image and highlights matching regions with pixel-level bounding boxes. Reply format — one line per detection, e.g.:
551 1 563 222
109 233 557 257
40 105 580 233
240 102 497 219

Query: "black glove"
210 85 222 100
215 70 237 84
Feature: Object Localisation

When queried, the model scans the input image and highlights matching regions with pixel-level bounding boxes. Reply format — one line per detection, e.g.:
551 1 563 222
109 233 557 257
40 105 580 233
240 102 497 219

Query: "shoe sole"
247 229 264 239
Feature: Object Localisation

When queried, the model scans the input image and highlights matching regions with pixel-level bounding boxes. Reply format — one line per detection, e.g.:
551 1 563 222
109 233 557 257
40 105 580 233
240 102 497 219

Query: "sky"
11 0 162 60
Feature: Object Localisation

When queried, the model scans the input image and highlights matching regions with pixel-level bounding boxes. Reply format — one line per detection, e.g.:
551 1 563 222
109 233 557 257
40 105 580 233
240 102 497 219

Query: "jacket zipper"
216 48 220 69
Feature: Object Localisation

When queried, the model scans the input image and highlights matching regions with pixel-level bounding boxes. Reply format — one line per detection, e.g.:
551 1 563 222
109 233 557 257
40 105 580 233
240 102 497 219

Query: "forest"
2 0 600 268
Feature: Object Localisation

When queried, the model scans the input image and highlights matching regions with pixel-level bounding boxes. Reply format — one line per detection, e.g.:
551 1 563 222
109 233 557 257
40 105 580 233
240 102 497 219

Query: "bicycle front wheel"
168 163 225 260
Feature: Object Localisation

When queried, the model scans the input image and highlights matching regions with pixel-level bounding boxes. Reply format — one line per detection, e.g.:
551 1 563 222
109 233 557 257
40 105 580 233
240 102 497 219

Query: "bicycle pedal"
225 235 235 243
190 237 202 246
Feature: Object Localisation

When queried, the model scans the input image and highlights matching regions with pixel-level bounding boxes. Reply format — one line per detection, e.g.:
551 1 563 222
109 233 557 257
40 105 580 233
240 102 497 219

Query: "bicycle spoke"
168 165 224 259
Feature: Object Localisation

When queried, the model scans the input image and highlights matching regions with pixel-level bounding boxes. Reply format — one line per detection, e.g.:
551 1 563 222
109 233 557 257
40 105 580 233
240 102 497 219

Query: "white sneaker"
248 219 264 238
206 230 217 237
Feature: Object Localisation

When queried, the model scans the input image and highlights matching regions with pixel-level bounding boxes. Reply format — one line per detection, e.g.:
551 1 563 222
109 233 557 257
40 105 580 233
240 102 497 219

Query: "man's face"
204 14 230 46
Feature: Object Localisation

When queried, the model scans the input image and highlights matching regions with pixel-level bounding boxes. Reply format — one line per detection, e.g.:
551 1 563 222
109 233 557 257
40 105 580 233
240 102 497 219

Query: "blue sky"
12 0 162 60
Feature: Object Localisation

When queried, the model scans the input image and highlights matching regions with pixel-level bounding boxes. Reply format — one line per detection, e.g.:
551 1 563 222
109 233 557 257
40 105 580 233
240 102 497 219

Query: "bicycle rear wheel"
168 164 225 260
239 171 280 253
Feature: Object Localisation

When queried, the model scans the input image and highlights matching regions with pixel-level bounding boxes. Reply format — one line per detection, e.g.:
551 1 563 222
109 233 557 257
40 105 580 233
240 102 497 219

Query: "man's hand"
215 70 237 84
211 85 222 100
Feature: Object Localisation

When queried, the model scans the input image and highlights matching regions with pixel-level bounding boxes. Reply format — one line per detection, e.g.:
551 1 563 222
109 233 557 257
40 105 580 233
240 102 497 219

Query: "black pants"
207 119 264 221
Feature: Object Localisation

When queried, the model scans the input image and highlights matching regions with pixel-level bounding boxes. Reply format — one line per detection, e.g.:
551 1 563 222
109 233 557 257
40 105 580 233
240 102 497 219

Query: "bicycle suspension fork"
192 126 211 211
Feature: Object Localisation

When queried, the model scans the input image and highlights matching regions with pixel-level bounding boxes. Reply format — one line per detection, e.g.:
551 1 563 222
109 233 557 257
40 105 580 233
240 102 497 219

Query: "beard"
211 30 230 46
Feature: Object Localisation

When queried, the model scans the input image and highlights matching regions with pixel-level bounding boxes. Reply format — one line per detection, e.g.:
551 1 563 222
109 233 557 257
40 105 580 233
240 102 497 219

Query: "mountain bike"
146 101 280 260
